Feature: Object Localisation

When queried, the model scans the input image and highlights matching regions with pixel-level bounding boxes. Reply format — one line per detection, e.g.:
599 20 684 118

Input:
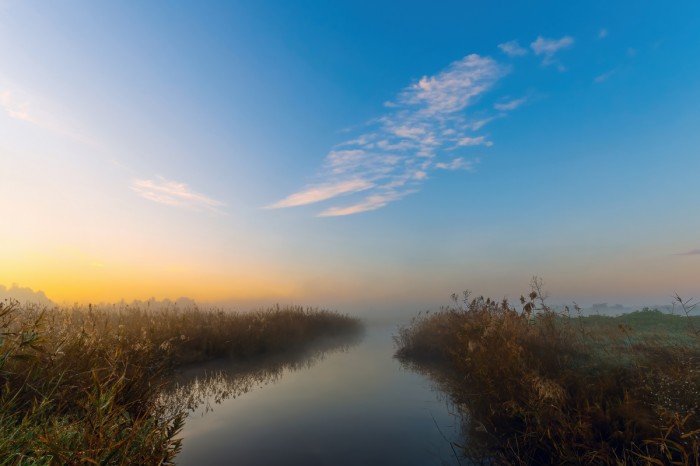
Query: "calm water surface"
173 325 462 466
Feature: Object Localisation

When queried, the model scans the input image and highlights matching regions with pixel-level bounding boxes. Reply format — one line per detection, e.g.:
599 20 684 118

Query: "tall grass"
394 284 700 465
0 299 362 465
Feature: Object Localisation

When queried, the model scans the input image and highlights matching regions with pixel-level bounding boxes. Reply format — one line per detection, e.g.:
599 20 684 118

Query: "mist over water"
171 324 462 466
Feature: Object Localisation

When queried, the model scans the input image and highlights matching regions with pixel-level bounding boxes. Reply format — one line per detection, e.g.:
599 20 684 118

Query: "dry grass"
395 283 700 465
0 299 362 465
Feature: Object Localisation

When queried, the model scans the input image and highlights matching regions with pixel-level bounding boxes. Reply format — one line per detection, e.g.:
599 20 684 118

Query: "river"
171 324 463 466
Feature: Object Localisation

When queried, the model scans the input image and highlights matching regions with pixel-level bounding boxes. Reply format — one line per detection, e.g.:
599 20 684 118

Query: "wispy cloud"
494 97 527 111
498 40 528 57
530 36 574 67
0 90 35 123
471 117 495 130
266 179 374 208
457 136 492 147
435 157 477 171
0 85 93 144
397 54 507 114
269 54 508 216
131 176 225 213
594 69 616 84
598 29 608 39
318 191 414 217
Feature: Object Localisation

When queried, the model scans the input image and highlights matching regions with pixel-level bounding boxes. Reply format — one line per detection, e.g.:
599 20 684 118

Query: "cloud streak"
435 157 477 171
0 90 35 123
269 54 509 216
498 40 528 57
594 69 616 84
457 136 492 147
530 36 574 67
0 85 93 144
318 191 413 217
267 179 374 208
131 176 225 213
494 97 528 111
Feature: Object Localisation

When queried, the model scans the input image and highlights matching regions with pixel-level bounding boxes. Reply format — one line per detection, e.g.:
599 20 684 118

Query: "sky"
1 0 699 312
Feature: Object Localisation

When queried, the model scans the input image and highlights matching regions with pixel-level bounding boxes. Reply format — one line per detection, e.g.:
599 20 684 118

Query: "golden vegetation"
0 300 362 465
395 281 700 465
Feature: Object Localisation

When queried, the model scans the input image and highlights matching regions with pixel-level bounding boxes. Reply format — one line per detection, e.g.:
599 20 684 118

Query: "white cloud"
494 97 527 111
594 69 616 84
457 136 492 147
325 149 368 175
318 191 414 217
376 139 416 151
0 84 93 144
399 54 506 115
435 157 477 171
269 54 509 216
391 125 426 139
471 117 496 130
267 179 374 208
498 40 528 57
530 36 574 66
131 176 225 213
335 134 374 147
0 90 35 123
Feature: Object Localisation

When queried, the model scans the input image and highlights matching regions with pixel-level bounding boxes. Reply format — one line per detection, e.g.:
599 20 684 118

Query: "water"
172 325 463 466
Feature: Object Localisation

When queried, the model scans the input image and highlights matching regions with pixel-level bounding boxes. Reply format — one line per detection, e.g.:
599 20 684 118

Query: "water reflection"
172 326 464 466
162 332 364 417
394 358 474 464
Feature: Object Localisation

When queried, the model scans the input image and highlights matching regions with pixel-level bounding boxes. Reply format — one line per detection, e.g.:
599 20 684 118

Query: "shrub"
395 284 700 464
0 299 362 464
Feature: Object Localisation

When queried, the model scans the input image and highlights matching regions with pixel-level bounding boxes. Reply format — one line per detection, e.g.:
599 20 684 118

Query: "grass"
394 282 700 465
0 299 362 465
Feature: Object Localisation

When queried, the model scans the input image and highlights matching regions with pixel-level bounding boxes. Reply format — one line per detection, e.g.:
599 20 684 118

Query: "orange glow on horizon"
0 247 303 304
0 272 302 304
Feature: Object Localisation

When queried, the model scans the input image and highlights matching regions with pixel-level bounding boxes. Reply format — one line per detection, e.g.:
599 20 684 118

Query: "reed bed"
0 299 362 465
395 285 700 465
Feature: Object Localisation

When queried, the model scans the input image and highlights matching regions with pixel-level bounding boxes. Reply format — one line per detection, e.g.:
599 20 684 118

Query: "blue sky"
1 0 699 310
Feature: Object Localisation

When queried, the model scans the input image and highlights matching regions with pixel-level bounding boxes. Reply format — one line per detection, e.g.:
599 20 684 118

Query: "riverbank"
394 289 700 465
0 300 362 464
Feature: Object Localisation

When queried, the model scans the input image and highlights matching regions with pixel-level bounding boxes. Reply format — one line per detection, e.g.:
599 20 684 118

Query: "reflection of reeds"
163 332 363 416
395 282 700 465
0 299 362 464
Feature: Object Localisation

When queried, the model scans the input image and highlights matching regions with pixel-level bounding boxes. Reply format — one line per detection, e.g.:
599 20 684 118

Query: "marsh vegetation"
394 281 700 465
5 281 699 465
0 300 362 465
